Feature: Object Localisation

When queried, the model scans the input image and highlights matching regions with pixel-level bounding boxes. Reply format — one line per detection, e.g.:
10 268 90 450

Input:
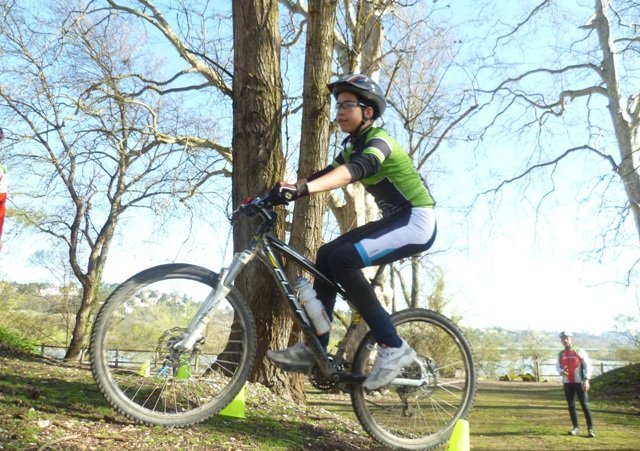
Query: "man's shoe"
267 342 315 371
568 427 580 436
363 339 417 391
588 428 596 438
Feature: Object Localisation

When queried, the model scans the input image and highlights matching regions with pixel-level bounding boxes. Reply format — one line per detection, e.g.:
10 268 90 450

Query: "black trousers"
314 209 436 348
563 383 594 429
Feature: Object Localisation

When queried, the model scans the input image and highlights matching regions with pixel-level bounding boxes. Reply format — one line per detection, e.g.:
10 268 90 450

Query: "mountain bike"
90 194 477 450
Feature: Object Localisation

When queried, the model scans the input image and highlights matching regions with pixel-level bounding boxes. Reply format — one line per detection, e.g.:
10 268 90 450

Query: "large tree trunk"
231 1 289 389
65 280 95 360
284 0 338 401
593 0 640 241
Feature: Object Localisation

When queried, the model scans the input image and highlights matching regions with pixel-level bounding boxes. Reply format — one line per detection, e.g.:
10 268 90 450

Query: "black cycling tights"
313 210 436 348
563 383 594 428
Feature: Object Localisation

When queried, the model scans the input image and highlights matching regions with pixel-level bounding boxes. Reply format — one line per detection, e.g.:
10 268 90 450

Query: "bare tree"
381 7 478 310
288 0 337 282
278 0 475 346
614 297 640 361
276 0 339 400
520 330 549 381
101 0 289 383
0 3 226 358
105 0 330 398
472 0 640 258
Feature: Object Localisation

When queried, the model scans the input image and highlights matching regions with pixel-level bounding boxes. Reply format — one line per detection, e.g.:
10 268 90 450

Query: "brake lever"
231 195 271 224
230 197 250 224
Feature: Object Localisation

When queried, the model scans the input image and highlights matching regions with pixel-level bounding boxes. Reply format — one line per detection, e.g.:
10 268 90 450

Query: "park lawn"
469 381 640 450
1 345 638 450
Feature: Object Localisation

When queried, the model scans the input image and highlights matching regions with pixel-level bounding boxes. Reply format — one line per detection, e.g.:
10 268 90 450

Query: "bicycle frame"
90 196 477 450
174 197 364 382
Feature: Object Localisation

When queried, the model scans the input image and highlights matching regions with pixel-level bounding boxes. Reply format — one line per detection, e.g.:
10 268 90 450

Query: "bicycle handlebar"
231 194 277 226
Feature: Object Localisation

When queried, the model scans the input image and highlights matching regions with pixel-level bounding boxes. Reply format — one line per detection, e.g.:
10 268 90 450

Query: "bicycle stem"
173 246 258 352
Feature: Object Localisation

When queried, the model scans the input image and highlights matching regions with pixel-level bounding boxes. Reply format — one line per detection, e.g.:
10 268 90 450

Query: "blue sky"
1 0 638 336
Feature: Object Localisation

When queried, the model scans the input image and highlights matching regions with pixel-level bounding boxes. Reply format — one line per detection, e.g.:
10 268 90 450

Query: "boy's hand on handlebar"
267 180 309 205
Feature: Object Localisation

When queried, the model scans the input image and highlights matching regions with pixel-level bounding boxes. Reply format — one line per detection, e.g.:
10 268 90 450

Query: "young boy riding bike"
267 74 437 390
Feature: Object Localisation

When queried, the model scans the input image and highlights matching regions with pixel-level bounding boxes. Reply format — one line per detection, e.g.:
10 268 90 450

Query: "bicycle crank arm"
332 372 367 384
333 373 427 387
387 377 428 387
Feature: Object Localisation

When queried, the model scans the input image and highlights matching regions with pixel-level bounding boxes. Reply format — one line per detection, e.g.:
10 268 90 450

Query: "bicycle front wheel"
350 309 476 450
90 263 257 426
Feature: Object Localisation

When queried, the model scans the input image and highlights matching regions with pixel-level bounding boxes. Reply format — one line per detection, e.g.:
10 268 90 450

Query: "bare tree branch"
481 144 619 195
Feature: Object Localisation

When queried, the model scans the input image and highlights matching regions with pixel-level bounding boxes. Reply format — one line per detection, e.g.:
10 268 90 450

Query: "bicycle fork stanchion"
174 247 257 353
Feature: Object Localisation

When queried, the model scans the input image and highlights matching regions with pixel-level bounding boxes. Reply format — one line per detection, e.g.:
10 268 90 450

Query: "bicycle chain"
309 364 338 391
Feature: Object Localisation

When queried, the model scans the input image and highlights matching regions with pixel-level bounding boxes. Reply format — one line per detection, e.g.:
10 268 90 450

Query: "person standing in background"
0 127 7 253
556 330 595 438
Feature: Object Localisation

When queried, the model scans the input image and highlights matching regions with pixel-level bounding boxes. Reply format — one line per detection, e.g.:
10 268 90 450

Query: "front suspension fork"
172 247 257 352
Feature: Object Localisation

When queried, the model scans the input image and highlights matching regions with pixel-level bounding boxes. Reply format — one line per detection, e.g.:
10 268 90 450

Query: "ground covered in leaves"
0 348 384 450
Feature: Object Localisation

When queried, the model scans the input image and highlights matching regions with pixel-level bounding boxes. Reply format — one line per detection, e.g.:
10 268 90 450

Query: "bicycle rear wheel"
350 309 476 450
90 263 256 426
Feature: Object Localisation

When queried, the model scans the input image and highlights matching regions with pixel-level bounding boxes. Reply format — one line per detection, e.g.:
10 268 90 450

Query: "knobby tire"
350 308 477 450
90 263 257 426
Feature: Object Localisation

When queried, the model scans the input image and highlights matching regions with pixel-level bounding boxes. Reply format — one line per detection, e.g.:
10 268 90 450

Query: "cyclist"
0 127 7 253
266 74 437 390
556 331 595 438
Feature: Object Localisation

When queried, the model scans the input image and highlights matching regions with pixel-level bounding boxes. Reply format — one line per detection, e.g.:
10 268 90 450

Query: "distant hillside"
464 326 634 360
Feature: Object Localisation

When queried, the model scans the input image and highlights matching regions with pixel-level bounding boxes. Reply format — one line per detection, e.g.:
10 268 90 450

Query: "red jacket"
556 346 592 383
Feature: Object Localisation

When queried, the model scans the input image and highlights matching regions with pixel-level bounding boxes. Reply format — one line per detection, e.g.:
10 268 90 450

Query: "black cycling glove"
267 180 309 205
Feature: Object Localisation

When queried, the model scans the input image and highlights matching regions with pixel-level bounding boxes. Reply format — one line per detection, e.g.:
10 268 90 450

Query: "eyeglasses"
335 100 367 111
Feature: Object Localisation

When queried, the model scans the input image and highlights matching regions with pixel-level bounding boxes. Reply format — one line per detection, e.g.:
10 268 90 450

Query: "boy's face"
561 335 572 348
335 92 373 134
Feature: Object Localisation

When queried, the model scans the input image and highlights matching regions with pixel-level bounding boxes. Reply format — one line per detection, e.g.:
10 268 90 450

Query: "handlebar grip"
231 194 272 221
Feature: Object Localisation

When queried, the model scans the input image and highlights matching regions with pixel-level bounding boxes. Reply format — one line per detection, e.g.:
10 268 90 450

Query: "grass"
469 381 640 450
0 348 376 450
0 334 638 450
590 363 640 406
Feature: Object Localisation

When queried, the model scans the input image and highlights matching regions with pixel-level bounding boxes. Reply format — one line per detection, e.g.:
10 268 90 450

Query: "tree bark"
231 1 289 388
285 0 338 400
593 0 640 241
65 281 95 359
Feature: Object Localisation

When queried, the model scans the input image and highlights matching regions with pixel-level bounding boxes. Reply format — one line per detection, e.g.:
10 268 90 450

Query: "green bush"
0 326 39 354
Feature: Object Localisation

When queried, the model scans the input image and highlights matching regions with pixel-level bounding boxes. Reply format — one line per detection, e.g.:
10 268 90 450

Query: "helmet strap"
347 121 374 144
356 101 374 132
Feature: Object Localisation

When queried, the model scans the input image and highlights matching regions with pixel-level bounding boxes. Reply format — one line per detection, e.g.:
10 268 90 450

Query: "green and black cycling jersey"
310 126 435 216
